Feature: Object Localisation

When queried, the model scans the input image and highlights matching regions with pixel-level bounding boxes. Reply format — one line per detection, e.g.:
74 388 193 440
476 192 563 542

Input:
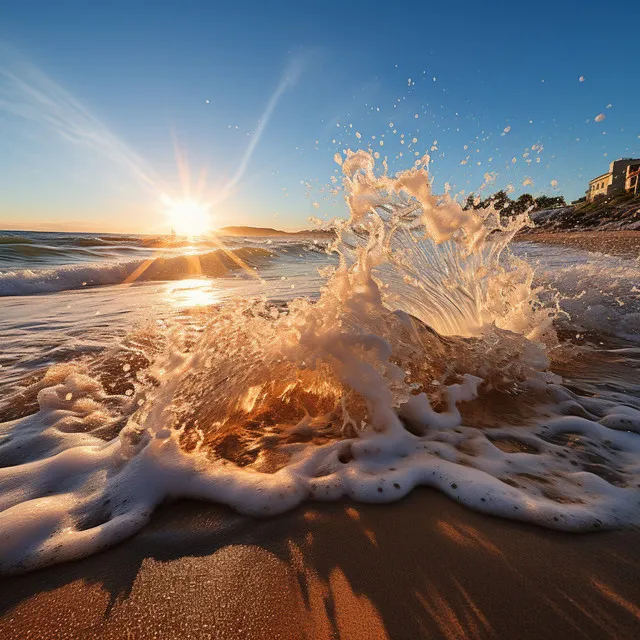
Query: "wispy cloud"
214 55 306 203
0 44 310 209
0 44 161 195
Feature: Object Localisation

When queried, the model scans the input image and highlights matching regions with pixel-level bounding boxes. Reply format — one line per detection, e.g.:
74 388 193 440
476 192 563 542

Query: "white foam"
1 151 639 574
2 365 639 574
516 242 640 341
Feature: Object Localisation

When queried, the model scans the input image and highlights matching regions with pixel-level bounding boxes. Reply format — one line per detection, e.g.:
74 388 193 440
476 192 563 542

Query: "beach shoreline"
518 229 640 259
2 490 640 639
1 231 639 640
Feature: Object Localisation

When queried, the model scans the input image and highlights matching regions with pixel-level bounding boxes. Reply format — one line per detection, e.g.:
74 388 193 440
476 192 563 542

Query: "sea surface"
0 230 331 395
1 156 639 573
1 229 637 398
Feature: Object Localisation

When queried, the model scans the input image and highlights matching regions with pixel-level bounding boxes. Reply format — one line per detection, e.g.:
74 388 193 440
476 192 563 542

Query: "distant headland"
216 226 334 238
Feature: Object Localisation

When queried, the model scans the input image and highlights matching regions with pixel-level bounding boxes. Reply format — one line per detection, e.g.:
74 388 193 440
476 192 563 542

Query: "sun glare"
165 199 211 237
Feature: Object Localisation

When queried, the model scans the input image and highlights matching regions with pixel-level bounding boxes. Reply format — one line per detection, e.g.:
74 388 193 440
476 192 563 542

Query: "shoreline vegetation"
465 188 640 232
459 187 638 257
516 192 640 258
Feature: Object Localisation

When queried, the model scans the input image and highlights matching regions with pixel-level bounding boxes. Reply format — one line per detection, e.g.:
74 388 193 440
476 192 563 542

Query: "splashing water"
1 151 639 573
335 150 553 340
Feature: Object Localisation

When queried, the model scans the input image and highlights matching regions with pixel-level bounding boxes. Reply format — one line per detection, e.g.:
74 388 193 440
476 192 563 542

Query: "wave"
0 247 275 296
0 235 33 245
97 235 186 248
93 235 232 249
66 237 112 247
1 150 639 574
0 243 110 261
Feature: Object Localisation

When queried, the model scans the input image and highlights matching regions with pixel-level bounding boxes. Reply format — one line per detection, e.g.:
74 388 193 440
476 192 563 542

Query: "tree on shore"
463 194 478 210
462 191 565 216
534 195 566 209
513 193 536 214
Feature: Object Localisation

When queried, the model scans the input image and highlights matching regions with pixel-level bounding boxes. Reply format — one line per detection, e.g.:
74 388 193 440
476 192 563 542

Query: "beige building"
588 172 611 200
587 158 640 201
625 163 640 196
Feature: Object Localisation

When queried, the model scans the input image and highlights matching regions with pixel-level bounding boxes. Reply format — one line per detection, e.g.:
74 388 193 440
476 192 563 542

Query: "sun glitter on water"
164 198 212 237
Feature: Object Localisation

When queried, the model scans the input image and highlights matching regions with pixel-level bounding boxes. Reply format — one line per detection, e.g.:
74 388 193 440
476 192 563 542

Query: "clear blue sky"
1 0 639 233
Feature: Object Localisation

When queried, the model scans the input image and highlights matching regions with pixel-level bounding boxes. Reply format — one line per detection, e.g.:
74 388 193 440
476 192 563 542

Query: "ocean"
1 152 639 573
0 231 331 395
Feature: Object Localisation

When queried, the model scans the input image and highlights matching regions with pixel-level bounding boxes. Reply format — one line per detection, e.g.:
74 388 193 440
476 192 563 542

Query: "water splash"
1 151 639 574
333 150 552 340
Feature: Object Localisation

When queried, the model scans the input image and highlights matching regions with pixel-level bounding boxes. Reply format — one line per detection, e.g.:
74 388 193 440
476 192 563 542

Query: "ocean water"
0 231 331 394
1 152 639 573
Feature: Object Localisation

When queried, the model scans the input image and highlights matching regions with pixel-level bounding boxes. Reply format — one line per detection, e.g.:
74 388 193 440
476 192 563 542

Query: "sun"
165 199 212 237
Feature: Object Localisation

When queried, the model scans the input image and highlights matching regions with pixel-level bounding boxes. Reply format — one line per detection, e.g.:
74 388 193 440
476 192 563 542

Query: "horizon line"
0 223 320 235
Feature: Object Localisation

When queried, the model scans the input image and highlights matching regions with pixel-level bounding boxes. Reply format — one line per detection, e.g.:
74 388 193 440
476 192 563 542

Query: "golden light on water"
165 198 212 237
165 278 222 308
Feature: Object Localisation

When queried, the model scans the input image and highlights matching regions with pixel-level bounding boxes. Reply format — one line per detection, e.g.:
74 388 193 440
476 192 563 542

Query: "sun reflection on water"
164 278 222 309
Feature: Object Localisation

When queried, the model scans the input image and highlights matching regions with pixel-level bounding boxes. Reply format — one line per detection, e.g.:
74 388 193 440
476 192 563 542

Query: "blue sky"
1 0 639 233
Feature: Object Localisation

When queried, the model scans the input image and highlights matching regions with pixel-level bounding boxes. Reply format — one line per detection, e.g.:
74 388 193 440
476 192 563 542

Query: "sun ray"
165 199 211 237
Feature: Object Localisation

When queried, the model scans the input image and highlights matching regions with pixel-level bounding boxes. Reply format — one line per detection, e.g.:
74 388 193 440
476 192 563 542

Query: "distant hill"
217 226 334 237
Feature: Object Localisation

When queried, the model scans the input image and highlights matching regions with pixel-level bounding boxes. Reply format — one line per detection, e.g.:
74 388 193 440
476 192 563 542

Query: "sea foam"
1 151 639 573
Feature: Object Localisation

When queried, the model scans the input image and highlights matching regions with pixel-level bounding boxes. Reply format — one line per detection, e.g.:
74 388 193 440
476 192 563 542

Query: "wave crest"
0 246 274 296
1 151 639 574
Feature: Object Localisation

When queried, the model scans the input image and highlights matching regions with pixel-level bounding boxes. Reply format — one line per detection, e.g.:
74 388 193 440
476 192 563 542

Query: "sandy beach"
520 230 640 259
1 228 639 640
2 1 640 638
2 490 640 639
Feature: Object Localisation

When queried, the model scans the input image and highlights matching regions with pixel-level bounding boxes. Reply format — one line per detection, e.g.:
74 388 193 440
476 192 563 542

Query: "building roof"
589 172 611 185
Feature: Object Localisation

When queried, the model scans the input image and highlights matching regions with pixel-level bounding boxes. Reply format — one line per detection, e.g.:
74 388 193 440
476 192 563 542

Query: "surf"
1 150 639 574
0 246 276 296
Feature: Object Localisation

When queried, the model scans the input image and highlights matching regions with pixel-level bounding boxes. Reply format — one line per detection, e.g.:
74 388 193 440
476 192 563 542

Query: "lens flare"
165 199 211 237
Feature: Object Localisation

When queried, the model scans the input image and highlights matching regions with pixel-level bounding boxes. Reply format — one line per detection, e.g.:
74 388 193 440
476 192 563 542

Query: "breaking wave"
0 247 275 296
1 151 639 574
0 235 34 245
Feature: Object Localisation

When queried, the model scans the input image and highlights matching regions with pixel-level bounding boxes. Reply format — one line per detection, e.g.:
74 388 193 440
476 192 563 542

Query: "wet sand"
520 230 640 258
2 490 640 639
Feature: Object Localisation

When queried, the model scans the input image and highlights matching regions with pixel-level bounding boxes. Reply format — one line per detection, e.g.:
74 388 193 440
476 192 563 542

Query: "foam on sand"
1 151 639 573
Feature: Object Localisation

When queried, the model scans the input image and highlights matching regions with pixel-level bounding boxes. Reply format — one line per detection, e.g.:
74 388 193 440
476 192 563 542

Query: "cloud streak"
0 46 161 195
214 56 306 204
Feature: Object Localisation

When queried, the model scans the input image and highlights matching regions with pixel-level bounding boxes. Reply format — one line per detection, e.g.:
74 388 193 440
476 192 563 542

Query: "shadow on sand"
2 489 640 639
